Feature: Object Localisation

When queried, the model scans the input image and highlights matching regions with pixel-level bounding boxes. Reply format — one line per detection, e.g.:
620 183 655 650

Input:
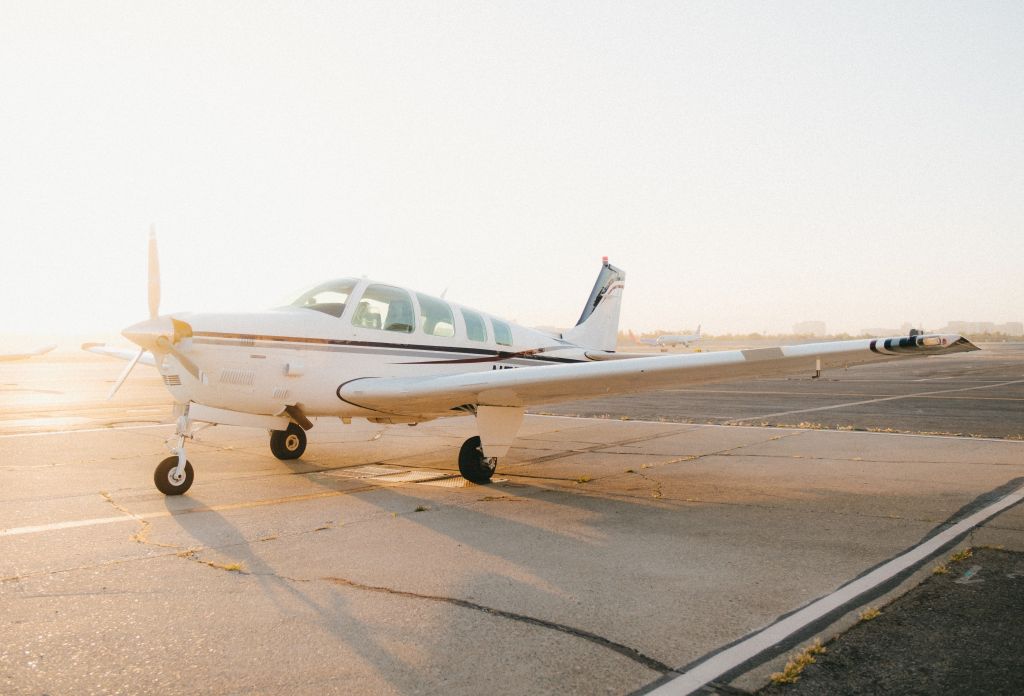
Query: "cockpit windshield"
289 279 358 318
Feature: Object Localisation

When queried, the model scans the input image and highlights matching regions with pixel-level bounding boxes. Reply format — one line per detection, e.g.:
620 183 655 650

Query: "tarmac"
1 344 1022 695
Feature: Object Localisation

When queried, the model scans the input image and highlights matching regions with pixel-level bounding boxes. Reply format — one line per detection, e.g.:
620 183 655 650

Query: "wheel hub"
285 434 300 450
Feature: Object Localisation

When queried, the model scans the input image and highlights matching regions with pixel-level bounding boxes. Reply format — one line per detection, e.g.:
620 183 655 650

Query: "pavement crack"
519 429 699 466
321 575 675 675
99 490 180 550
175 550 246 573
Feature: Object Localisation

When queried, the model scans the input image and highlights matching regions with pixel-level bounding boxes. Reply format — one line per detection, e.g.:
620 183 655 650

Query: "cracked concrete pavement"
2 351 1023 694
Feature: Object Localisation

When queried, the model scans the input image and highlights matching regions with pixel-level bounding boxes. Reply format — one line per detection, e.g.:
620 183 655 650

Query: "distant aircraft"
640 325 702 350
0 345 56 362
87 236 977 496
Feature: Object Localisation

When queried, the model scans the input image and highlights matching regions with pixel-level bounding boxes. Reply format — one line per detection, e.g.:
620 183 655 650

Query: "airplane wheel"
270 423 307 460
154 456 194 496
458 436 496 484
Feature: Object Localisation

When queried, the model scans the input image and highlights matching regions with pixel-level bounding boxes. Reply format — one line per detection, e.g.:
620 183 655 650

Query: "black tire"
154 456 194 496
458 436 496 484
270 423 307 460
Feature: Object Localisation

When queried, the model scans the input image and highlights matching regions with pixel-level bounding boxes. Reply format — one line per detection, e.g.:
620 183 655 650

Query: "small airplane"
640 325 702 350
88 233 978 496
0 345 57 362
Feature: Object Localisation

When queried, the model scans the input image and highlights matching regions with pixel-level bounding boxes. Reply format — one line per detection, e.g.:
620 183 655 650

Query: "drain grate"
371 470 454 483
324 465 407 479
417 476 476 488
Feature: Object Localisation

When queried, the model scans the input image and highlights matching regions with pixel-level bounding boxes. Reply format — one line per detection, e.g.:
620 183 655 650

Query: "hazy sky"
2 1 1022 338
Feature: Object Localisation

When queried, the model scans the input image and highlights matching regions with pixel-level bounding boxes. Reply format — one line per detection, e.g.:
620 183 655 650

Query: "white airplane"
88 235 978 496
0 345 56 362
640 325 702 350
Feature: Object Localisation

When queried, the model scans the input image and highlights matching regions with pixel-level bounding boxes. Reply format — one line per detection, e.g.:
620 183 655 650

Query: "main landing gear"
270 423 307 460
459 435 497 484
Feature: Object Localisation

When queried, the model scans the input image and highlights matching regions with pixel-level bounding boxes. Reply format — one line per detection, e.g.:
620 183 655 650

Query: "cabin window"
290 279 357 318
461 309 488 342
416 293 455 337
353 285 415 333
491 318 513 346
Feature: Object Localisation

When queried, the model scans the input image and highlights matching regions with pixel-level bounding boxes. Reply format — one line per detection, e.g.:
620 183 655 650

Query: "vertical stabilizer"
562 258 625 352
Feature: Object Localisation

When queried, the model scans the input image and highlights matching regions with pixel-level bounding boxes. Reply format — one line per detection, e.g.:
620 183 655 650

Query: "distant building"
792 321 826 337
860 323 923 337
940 321 1023 336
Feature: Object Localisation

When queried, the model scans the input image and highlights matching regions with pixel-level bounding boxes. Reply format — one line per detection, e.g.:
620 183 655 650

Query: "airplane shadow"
159 441 685 690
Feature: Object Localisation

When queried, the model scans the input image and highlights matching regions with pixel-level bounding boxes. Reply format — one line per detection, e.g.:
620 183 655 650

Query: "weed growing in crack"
949 548 973 563
770 639 827 684
858 607 881 621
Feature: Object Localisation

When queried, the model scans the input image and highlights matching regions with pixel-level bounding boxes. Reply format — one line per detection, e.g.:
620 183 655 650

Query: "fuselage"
147 277 595 421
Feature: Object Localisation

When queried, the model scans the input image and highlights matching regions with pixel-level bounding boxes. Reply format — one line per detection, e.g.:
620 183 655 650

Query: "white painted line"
727 377 1024 423
0 423 172 439
529 414 1024 445
1 514 142 537
648 484 1024 696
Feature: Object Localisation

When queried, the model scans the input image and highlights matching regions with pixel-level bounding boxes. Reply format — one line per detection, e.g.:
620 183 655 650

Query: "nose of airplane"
123 316 193 352
122 317 174 351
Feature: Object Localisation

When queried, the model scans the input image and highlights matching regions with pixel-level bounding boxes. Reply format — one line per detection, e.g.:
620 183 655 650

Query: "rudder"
562 258 625 352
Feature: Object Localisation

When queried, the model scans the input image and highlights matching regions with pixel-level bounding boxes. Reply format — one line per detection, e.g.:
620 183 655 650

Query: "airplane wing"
0 345 56 362
339 334 978 418
81 342 158 366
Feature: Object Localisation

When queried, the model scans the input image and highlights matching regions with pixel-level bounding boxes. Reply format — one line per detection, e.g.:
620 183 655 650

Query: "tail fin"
562 258 625 352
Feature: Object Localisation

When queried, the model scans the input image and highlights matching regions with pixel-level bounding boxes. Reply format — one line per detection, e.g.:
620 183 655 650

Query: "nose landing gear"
154 455 194 495
154 407 195 495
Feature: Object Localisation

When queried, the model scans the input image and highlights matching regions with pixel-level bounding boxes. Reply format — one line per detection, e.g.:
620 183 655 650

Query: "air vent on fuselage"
272 388 290 400
163 374 182 387
220 368 255 386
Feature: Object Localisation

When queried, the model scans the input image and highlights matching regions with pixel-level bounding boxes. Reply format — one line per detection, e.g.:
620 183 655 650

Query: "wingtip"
954 336 980 352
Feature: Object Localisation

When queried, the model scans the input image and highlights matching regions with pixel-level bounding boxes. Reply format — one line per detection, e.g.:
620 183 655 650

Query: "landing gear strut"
458 435 497 484
270 423 307 460
155 407 194 495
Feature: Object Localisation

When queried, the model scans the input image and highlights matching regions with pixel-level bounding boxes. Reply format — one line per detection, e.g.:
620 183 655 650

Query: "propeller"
156 334 200 380
108 226 198 399
107 345 144 399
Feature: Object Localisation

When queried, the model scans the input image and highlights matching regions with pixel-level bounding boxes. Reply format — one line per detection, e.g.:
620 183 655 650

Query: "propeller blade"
157 336 200 380
107 347 145 400
148 225 161 320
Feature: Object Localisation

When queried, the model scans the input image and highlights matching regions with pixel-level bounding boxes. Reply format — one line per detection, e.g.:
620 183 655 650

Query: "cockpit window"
290 279 357 318
354 284 416 333
416 293 455 337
